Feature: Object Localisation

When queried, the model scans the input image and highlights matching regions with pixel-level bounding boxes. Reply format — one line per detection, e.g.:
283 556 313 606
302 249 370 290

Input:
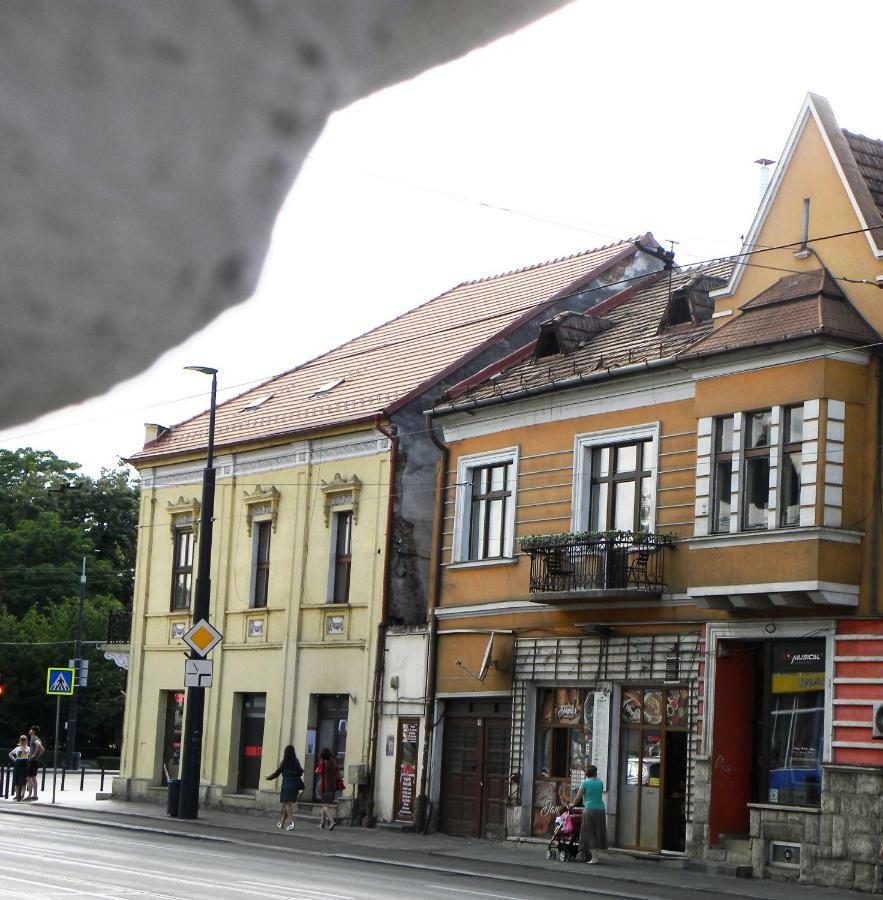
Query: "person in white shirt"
8 735 30 801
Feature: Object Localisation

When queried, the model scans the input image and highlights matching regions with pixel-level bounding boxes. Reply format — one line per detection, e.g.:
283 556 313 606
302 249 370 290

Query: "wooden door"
439 717 482 836
481 720 511 838
439 715 512 838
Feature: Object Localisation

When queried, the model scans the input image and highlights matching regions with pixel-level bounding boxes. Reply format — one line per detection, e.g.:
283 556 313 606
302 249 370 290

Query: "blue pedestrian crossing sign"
46 667 75 696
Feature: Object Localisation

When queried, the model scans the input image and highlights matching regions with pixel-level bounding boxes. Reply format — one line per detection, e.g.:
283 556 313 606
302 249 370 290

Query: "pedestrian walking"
25 725 44 801
574 764 607 864
315 747 343 830
266 744 304 831
8 735 30 801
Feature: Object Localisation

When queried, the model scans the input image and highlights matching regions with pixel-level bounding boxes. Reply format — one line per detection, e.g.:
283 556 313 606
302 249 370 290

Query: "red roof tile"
684 268 879 357
441 260 732 407
130 237 648 462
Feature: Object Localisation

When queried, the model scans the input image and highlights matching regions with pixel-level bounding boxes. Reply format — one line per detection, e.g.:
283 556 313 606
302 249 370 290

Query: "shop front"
708 634 828 842
511 633 701 851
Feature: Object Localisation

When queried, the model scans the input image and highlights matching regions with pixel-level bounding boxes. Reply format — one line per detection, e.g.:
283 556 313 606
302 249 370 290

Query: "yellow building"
115 237 668 822
426 95 883 892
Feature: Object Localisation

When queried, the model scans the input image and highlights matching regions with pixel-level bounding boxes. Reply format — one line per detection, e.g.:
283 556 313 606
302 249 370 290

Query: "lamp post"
64 555 88 768
177 366 218 819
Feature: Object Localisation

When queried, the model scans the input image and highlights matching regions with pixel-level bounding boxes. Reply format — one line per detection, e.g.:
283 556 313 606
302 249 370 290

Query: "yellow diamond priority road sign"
182 619 222 657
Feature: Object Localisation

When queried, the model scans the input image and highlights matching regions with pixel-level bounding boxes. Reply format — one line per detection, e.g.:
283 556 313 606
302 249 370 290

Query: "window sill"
687 526 863 549
747 802 819 815
446 557 520 570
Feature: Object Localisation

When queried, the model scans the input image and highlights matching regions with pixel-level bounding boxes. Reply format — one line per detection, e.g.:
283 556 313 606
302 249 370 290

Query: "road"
0 816 853 900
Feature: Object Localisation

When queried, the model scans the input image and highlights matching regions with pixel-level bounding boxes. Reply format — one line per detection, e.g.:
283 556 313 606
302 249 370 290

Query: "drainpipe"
367 414 397 824
418 412 447 833
871 359 883 615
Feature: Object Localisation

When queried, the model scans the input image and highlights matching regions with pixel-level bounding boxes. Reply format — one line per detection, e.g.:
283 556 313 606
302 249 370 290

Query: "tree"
0 448 139 756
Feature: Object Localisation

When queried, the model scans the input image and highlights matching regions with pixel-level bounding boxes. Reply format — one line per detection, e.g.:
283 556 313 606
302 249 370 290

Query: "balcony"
106 609 132 644
522 531 671 600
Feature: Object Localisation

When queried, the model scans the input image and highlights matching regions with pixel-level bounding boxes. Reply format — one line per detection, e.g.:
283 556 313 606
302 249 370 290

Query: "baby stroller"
546 806 582 862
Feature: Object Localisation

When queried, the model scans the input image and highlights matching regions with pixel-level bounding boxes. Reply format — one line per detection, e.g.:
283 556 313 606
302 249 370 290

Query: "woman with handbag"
315 747 344 830
266 744 304 831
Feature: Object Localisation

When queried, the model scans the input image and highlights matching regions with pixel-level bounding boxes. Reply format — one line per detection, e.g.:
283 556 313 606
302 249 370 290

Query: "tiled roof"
844 129 883 220
130 237 647 462
685 269 880 358
442 260 733 407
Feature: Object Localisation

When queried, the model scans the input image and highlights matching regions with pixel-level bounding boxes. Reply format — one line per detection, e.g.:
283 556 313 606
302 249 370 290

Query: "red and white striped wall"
832 618 883 765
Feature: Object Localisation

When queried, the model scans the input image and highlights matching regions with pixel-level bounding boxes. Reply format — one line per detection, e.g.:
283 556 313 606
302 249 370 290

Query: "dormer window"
535 312 613 359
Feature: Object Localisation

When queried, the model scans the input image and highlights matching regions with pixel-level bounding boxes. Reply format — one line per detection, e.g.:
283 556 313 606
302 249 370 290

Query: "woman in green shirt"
574 764 607 863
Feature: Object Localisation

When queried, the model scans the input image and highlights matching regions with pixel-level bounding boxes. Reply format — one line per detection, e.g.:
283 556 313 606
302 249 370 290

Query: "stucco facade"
117 428 392 817
426 94 883 892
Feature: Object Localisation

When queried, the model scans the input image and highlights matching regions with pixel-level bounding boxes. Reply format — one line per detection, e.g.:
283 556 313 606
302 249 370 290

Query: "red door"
709 643 756 841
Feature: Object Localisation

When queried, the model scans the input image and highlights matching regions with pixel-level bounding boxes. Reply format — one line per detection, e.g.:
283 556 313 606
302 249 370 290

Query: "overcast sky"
3 0 882 476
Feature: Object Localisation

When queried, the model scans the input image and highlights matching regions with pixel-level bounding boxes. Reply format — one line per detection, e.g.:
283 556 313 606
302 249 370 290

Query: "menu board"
395 718 419 821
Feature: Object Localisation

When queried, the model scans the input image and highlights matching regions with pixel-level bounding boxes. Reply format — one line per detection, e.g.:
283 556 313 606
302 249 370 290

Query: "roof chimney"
754 158 775 202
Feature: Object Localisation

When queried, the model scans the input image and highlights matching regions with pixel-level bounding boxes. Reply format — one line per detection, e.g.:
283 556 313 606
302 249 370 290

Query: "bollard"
2 764 8 799
80 766 86 791
100 767 105 792
61 765 66 791
41 765 46 791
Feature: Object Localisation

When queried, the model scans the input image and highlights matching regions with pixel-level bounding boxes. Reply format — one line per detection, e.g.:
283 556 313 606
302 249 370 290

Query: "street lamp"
177 365 218 819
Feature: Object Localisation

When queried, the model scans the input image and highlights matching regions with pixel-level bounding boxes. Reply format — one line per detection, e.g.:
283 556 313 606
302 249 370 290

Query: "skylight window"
242 393 273 411
311 377 345 397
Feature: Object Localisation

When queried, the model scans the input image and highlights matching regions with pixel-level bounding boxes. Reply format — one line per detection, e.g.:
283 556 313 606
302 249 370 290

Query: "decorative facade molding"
140 437 391 488
166 496 200 542
242 484 280 535
103 650 130 670
320 473 363 526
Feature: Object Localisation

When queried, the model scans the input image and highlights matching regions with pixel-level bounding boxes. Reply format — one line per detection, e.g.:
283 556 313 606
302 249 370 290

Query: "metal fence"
1 762 118 798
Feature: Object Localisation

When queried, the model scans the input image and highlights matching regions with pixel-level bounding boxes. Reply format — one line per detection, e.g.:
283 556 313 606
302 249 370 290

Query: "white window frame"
571 423 660 533
452 447 519 564
702 402 819 537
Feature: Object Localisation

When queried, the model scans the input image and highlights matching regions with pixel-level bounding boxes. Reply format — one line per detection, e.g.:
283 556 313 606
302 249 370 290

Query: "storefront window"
532 688 594 836
767 640 824 806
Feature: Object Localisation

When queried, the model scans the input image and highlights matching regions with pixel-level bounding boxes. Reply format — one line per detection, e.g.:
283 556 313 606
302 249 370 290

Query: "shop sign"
772 671 825 694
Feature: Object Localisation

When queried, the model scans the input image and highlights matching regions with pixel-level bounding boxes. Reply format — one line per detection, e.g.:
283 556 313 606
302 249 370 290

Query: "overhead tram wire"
3 221 883 448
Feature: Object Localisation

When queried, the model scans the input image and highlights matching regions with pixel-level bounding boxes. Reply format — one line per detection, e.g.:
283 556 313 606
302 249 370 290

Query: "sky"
3 0 883 476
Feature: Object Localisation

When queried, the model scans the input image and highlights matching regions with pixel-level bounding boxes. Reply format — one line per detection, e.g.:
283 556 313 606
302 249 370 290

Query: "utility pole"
177 366 218 819
65 556 87 768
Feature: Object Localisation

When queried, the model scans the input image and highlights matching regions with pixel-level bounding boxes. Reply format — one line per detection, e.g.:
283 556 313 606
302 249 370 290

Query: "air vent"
769 841 801 868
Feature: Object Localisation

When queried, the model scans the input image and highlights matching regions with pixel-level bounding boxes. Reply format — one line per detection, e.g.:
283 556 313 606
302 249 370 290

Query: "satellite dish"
478 633 494 681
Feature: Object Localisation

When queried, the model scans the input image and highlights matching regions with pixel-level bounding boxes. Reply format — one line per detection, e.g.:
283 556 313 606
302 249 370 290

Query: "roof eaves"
127 411 381 467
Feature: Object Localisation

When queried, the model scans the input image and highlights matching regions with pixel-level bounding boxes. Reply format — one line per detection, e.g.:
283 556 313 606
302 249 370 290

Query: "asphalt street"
0 814 860 900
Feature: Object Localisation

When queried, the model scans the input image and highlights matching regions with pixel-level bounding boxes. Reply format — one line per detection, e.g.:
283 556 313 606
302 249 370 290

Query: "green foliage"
518 530 675 551
0 448 139 755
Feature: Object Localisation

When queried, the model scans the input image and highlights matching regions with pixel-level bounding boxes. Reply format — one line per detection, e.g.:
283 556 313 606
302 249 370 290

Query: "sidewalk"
0 792 863 899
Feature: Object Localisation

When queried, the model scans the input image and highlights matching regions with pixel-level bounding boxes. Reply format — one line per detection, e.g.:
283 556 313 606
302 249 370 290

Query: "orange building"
426 95 883 892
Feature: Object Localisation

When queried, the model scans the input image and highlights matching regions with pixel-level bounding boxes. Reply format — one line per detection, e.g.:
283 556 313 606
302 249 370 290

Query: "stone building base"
688 759 883 893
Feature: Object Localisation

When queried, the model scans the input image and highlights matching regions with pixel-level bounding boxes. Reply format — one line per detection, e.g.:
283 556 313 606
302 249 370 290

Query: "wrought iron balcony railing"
522 531 671 596
106 609 132 644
